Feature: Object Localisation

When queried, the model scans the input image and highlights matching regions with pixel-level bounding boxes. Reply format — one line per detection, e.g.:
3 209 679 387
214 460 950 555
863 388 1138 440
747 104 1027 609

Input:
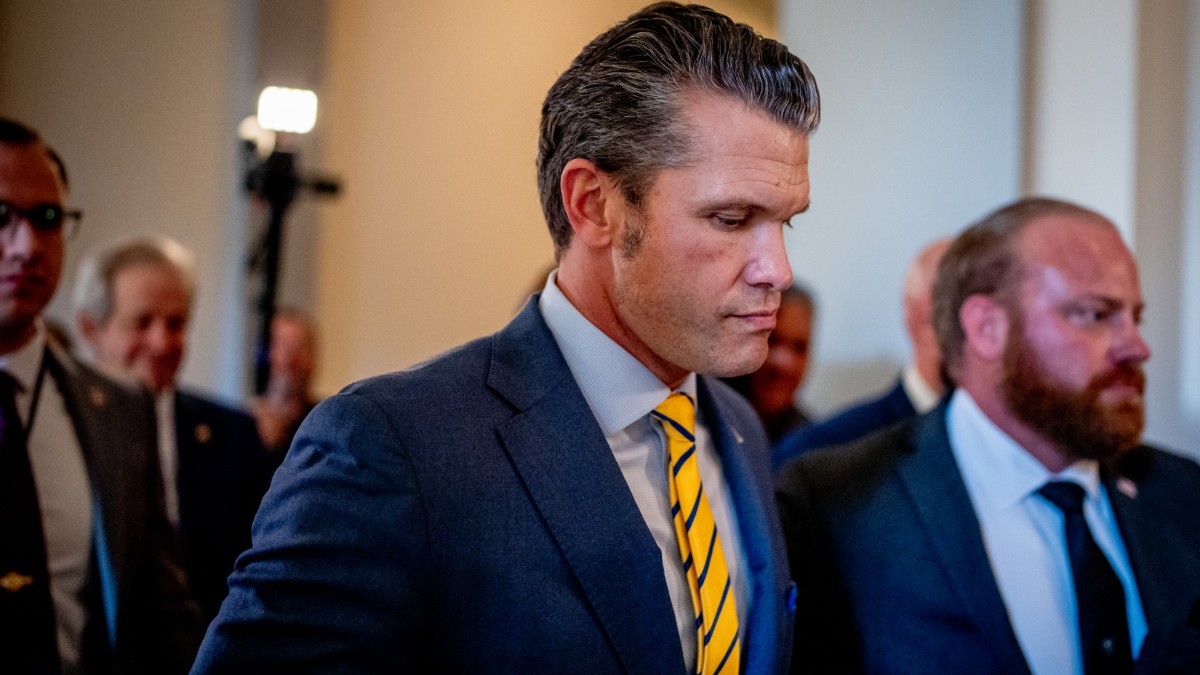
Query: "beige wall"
314 0 776 394
0 0 772 401
0 0 251 400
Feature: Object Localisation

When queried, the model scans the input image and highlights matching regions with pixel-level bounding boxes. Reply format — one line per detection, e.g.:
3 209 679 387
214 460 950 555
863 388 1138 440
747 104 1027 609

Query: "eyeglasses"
0 200 83 238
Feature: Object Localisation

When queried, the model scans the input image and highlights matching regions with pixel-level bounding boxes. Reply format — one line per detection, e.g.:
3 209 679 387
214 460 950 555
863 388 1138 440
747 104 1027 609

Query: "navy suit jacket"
775 402 1200 675
174 391 272 622
193 300 794 674
772 377 915 471
46 345 204 674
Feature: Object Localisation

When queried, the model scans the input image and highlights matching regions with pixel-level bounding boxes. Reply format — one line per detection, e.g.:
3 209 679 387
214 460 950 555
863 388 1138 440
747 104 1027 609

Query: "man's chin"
707 349 768 378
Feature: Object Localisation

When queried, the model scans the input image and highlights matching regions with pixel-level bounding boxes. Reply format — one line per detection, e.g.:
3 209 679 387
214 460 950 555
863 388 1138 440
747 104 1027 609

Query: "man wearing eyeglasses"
0 117 203 674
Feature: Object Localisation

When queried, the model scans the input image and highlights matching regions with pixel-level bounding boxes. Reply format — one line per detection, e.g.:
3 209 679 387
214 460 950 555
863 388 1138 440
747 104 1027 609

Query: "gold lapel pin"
1116 477 1138 500
0 571 34 593
88 386 106 408
194 423 213 444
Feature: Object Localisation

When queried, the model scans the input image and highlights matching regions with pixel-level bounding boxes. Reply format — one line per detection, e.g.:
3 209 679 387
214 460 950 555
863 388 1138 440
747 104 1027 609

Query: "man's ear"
560 158 619 249
960 294 1009 362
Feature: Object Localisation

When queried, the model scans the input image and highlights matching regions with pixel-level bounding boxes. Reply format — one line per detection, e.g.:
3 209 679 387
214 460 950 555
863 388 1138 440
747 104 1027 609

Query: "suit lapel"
1106 462 1164 623
895 406 1031 673
1106 451 1200 671
44 347 136 638
698 377 786 675
882 379 917 420
489 302 685 675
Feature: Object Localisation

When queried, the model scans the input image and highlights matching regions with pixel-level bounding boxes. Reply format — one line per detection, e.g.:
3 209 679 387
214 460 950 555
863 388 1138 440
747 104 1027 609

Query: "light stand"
244 145 340 394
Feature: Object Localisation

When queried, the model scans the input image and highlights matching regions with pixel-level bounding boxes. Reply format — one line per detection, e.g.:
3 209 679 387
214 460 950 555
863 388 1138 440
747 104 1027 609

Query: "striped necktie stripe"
653 392 740 675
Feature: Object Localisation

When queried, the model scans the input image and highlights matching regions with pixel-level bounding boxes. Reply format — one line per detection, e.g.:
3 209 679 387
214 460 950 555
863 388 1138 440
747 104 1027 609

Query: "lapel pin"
88 386 106 408
0 571 33 593
194 423 213 444
1116 477 1138 500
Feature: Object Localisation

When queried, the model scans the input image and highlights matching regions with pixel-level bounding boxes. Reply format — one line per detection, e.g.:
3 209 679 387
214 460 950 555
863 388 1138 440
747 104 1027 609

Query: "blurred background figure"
774 238 950 469
0 117 202 673
725 283 816 444
250 306 319 456
73 235 270 622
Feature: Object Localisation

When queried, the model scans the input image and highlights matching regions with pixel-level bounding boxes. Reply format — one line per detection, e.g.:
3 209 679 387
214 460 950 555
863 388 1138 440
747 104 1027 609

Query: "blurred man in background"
774 238 949 469
0 117 201 673
725 284 816 443
778 198 1200 674
250 307 319 457
74 236 271 622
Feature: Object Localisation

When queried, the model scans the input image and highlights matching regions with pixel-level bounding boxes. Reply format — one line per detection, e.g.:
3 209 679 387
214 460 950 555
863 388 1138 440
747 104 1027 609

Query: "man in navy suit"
73 236 271 622
777 198 1200 674
773 237 949 470
193 3 819 673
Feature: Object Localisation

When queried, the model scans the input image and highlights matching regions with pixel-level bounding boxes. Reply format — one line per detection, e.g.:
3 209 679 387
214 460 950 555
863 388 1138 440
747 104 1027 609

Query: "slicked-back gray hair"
72 235 197 326
932 197 1113 379
538 2 820 258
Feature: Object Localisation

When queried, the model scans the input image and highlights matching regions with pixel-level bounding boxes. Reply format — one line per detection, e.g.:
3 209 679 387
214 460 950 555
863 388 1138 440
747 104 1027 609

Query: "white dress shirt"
946 389 1148 675
155 389 181 530
0 324 93 671
538 271 749 672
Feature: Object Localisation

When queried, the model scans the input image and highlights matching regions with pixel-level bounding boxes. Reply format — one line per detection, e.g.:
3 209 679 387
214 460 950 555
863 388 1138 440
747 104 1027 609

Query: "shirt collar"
538 269 696 434
901 363 941 414
0 322 47 392
947 388 1102 511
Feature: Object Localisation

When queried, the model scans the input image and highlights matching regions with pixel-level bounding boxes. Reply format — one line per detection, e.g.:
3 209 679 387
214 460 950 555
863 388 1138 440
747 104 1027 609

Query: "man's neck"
0 321 38 358
263 379 308 406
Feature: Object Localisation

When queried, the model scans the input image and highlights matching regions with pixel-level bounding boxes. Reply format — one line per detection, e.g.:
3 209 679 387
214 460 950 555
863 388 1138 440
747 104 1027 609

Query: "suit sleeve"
774 460 865 675
191 391 432 674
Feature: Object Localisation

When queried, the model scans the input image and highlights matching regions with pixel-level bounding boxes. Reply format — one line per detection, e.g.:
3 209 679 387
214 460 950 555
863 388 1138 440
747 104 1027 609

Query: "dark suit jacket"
193 300 795 674
772 377 915 471
775 401 1200 675
174 391 272 622
46 345 204 674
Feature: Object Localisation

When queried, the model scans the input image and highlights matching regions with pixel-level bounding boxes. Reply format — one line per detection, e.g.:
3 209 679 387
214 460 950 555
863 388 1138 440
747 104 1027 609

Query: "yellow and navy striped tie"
653 392 740 675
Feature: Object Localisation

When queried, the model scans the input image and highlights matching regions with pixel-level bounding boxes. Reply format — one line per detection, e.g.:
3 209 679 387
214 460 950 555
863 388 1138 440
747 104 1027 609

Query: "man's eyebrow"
1067 295 1145 314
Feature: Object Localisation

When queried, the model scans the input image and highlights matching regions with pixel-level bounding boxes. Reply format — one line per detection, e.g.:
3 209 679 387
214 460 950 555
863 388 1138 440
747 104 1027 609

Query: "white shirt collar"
901 363 941 414
538 269 697 434
0 322 47 393
947 388 1101 512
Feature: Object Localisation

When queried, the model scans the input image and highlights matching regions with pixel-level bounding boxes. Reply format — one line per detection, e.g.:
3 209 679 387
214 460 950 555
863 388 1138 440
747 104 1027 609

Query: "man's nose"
0 218 39 260
745 223 793 291
1113 317 1151 365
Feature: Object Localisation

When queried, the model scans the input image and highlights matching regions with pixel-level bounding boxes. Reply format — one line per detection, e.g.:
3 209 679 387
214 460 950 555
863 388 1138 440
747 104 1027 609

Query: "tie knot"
1038 480 1087 515
653 392 696 439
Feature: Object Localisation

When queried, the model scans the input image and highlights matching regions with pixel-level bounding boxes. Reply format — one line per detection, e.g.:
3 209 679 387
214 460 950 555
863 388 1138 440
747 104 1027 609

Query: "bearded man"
776 197 1200 675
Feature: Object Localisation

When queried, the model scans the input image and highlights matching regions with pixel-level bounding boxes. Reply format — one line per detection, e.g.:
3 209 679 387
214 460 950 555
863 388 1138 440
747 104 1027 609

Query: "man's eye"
713 215 746 228
1069 307 1108 324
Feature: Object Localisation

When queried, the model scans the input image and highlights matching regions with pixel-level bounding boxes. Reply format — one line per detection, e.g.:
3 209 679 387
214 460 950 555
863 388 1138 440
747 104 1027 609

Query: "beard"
1000 330 1146 464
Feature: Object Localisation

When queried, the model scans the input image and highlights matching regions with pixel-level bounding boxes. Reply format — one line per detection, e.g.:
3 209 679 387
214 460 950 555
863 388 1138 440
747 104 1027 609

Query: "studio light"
242 85 338 394
257 86 318 134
